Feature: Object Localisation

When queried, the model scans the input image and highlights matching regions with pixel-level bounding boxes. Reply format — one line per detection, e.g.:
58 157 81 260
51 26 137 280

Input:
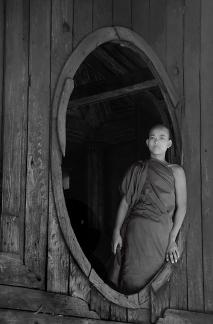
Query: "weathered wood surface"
166 0 184 123
0 309 129 324
1 0 213 321
93 0 112 30
113 0 131 28
0 0 4 208
201 0 213 312
69 254 91 302
48 0 74 295
127 308 150 324
51 0 74 87
0 284 98 319
149 0 166 66
183 0 204 312
57 78 74 156
25 0 50 288
165 0 187 314
47 186 69 294
110 303 127 323
132 0 149 43
1 0 28 259
157 309 213 324
73 0 93 48
0 252 41 288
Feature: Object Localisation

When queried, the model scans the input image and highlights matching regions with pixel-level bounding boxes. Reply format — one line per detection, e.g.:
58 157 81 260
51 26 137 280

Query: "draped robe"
112 158 176 294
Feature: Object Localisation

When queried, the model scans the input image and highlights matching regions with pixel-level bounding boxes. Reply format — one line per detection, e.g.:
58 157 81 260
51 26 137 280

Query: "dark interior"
62 42 174 284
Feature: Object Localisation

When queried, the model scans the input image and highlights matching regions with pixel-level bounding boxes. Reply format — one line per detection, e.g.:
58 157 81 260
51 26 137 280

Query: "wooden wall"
0 0 213 322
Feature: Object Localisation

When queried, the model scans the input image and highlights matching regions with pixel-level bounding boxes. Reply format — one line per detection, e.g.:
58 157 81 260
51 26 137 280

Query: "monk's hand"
166 240 179 264
112 231 122 255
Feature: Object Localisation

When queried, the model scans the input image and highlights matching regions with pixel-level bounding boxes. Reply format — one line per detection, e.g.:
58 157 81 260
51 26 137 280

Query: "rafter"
68 79 158 110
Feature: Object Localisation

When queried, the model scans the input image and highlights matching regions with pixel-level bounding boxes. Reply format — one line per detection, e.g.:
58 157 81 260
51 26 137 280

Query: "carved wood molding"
51 26 182 308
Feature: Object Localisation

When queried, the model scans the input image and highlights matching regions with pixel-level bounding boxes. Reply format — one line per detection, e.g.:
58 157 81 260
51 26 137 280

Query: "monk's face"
146 127 172 157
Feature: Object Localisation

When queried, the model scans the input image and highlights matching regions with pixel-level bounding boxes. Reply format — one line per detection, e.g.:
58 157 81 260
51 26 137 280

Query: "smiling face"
146 126 172 159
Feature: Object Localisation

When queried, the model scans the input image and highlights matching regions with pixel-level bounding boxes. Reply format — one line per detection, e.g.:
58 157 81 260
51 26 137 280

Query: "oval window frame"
51 26 182 308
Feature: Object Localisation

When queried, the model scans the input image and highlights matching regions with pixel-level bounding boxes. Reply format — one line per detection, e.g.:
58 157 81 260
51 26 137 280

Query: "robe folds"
111 158 176 294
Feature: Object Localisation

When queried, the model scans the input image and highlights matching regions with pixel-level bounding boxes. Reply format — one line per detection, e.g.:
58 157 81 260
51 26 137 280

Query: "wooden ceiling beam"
68 79 158 110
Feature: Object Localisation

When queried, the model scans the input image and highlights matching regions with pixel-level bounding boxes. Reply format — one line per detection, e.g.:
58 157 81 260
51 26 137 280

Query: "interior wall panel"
1 0 29 260
25 0 51 287
201 0 213 312
184 0 203 312
47 0 74 294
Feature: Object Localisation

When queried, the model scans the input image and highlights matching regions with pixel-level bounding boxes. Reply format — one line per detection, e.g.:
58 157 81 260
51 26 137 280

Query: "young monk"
110 124 187 294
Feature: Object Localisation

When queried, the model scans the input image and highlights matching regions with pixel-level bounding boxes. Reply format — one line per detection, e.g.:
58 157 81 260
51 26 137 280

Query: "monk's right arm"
112 196 129 254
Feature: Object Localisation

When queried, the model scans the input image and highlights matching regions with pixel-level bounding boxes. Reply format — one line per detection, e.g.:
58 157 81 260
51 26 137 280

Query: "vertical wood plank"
149 0 167 66
0 0 4 214
112 0 132 28
93 0 112 30
69 254 90 302
201 0 213 312
110 303 127 322
132 0 149 43
184 0 203 312
166 0 184 124
73 0 93 48
47 0 73 294
169 252 187 310
25 0 50 286
51 0 74 88
47 186 69 293
90 288 110 320
1 0 28 258
166 0 187 311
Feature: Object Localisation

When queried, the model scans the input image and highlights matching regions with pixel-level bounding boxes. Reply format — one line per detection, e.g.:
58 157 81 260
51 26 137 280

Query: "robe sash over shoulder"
110 158 176 294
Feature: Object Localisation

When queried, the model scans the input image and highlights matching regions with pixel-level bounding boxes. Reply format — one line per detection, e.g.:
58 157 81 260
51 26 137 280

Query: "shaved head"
149 124 171 139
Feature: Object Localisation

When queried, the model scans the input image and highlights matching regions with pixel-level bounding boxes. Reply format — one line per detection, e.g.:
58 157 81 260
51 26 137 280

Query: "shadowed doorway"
62 42 176 284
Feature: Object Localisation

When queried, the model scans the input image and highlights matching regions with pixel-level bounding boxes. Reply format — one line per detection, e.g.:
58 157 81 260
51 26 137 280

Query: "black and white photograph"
0 1 212 323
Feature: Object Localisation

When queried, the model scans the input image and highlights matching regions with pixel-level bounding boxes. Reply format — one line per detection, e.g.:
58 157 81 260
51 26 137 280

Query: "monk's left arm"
166 166 187 263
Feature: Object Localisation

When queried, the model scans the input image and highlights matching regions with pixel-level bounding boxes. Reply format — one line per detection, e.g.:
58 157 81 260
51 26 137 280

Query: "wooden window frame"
51 26 182 308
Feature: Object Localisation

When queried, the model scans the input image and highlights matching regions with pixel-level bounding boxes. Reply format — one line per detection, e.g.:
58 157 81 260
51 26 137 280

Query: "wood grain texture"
1 0 28 257
169 251 187 310
110 303 127 322
0 0 4 214
112 0 131 28
132 0 149 42
127 308 150 324
90 289 110 320
166 0 184 124
184 0 203 312
157 309 213 324
0 252 41 288
166 0 187 312
57 78 74 156
0 284 98 319
93 0 113 30
149 0 167 66
73 0 93 48
69 254 91 302
201 0 213 312
0 309 128 324
51 0 74 90
48 0 74 295
47 185 69 294
25 0 50 286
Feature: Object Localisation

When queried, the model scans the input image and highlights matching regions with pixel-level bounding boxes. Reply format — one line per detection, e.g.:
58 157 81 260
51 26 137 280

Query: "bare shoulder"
168 164 186 180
